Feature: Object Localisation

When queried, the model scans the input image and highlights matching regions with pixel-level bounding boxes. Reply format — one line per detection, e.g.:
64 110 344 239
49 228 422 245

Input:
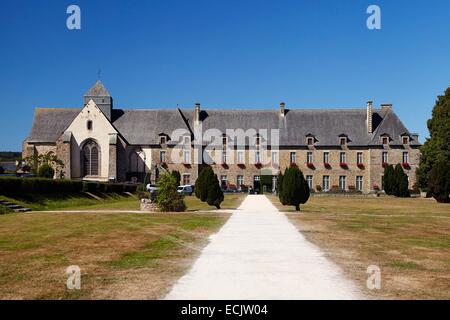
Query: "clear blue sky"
1 0 449 151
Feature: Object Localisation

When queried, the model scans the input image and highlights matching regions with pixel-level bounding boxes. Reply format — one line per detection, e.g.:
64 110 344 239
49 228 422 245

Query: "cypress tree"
281 166 310 211
428 160 450 203
277 172 286 204
206 173 224 209
393 164 410 197
383 165 395 195
171 170 181 186
195 166 211 201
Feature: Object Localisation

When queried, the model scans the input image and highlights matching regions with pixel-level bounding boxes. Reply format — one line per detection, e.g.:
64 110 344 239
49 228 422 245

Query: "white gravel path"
165 195 363 300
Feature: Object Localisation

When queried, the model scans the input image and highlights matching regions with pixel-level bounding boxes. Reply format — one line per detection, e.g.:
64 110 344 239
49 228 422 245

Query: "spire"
84 80 110 97
83 80 113 120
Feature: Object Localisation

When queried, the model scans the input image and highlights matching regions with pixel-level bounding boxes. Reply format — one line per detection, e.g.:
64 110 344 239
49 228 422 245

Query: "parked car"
177 185 194 196
146 184 158 192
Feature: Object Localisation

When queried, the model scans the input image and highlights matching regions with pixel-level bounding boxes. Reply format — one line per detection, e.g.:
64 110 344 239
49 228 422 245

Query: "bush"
171 170 181 186
206 173 224 209
394 164 410 197
0 166 4 174
156 173 186 212
428 160 450 203
280 166 310 211
38 164 55 179
195 166 213 202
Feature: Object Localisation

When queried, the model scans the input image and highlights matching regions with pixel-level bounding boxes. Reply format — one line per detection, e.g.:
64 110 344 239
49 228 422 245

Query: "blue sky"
0 0 449 151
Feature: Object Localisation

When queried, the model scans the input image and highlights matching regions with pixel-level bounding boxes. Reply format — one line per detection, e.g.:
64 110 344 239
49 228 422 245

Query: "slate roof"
84 80 110 97
25 105 420 147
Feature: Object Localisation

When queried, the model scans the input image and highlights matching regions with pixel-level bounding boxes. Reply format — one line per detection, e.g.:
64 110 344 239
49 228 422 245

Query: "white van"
177 185 194 196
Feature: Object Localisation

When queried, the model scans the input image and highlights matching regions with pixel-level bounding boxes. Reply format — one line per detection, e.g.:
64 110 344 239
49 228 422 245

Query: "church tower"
84 80 113 120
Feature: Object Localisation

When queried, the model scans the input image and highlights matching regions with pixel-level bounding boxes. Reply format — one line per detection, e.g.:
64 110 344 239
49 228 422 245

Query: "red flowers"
340 162 348 169
324 162 331 169
382 162 389 168
307 162 315 169
357 163 365 169
402 162 410 169
255 162 263 169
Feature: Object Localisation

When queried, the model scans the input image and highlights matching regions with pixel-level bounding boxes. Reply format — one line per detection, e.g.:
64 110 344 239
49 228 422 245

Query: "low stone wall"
140 199 158 212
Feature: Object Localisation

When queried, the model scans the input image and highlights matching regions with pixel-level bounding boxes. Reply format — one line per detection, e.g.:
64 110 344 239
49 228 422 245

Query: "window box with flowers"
255 162 263 169
357 163 365 170
402 162 410 170
161 162 168 169
221 163 229 169
237 163 246 169
324 162 331 169
290 162 298 168
306 162 315 169
182 163 191 168
382 162 389 168
340 162 348 169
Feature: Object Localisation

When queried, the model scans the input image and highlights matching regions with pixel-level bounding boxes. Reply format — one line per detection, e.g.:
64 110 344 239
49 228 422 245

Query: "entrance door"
253 175 261 192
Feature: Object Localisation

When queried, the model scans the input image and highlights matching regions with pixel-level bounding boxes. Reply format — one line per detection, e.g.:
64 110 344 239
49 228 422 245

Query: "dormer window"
340 137 347 146
160 136 167 145
402 136 409 145
87 120 93 130
183 136 190 145
307 137 314 146
255 136 260 146
382 137 389 145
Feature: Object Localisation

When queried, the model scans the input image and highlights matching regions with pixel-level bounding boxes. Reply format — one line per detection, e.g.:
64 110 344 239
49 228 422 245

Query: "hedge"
0 177 137 196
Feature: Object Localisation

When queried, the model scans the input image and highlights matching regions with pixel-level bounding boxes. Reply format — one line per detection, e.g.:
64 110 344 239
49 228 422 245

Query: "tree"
383 165 395 195
143 172 151 187
0 166 4 175
156 173 186 212
38 163 55 178
391 164 410 197
428 160 450 203
277 172 287 205
417 87 450 191
23 151 64 176
206 173 224 209
281 166 310 211
171 170 181 186
195 166 213 202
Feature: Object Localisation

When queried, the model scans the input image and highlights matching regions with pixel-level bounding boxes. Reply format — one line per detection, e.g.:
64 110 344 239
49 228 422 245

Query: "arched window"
83 140 100 176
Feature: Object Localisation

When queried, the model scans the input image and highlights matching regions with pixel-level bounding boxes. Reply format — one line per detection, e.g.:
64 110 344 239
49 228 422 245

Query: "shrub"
206 173 224 209
428 160 450 203
383 165 395 195
280 166 310 211
156 173 186 212
38 164 55 178
394 164 410 197
195 166 213 202
0 166 4 174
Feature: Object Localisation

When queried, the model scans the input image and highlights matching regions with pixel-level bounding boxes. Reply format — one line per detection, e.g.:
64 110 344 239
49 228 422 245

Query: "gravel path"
165 195 363 300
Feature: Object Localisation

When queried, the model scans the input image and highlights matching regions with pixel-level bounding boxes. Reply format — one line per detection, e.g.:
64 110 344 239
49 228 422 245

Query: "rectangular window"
322 176 330 192
340 137 347 146
382 151 388 164
222 151 227 164
340 152 346 163
220 175 227 187
182 174 190 185
306 175 313 190
160 151 166 163
290 152 296 164
403 137 409 145
237 175 244 188
183 150 191 164
307 137 314 146
356 176 363 191
307 152 313 164
339 176 347 190
255 151 261 163
382 137 389 145
237 151 244 164
402 152 409 163
255 136 260 146
160 136 166 144
357 152 363 164
271 151 279 165
323 152 329 164
183 136 190 145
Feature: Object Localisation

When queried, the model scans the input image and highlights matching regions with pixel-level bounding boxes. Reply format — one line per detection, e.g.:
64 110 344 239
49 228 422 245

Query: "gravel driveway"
165 195 363 300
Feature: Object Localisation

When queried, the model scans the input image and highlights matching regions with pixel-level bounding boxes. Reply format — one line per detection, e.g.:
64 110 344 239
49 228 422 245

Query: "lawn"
0 211 229 299
183 193 246 211
268 194 450 299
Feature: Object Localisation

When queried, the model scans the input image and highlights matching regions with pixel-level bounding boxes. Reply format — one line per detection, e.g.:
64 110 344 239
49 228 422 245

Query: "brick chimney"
280 102 286 117
367 101 373 134
194 102 201 125
381 103 393 111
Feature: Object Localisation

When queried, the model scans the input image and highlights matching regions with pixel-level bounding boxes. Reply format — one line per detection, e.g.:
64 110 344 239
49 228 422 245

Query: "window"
160 151 166 163
222 136 227 146
271 151 279 165
306 175 313 189
402 136 409 145
82 140 99 176
290 152 297 164
237 151 244 164
182 174 190 185
322 176 330 192
382 137 389 145
340 137 347 146
237 175 244 188
220 175 228 188
87 120 93 130
307 137 314 146
323 152 329 164
183 136 190 145
255 136 260 146
339 176 347 190
255 151 261 163
307 152 313 164
222 151 227 164
183 150 191 164
402 152 409 163
340 152 346 163
382 151 388 164
356 176 363 191
357 152 363 164
160 136 166 145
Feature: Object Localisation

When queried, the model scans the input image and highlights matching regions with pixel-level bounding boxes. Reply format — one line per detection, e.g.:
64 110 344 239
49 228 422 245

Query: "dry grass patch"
0 211 229 299
268 194 450 299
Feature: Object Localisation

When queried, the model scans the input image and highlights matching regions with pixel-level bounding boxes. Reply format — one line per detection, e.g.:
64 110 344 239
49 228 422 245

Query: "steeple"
84 80 113 120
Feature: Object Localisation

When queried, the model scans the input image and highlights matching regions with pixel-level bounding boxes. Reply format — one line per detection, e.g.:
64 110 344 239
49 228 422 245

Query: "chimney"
367 101 373 134
381 103 393 111
280 102 286 117
194 102 201 125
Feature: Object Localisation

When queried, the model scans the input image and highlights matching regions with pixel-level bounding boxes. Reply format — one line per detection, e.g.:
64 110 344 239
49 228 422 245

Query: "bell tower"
84 80 113 120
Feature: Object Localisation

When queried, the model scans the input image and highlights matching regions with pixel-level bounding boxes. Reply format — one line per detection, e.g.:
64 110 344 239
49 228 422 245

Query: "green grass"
390 261 420 270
